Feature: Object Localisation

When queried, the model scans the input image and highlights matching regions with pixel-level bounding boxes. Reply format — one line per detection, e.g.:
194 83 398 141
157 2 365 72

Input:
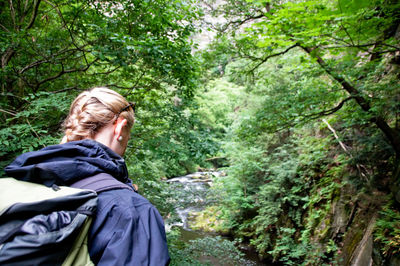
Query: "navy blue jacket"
5 139 170 266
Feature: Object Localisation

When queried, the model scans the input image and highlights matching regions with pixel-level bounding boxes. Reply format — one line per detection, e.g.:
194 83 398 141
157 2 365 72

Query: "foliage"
185 236 248 266
126 91 220 180
167 228 248 266
375 200 400 257
194 78 244 135
0 0 204 174
198 1 400 261
207 0 400 155
0 91 70 173
167 229 205 266
0 0 200 95
216 119 342 261
200 45 393 263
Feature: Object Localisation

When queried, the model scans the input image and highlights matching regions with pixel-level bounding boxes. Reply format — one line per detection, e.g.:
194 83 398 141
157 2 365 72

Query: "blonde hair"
61 87 135 143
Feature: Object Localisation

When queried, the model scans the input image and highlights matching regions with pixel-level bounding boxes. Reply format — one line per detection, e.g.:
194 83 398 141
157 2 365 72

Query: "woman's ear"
114 118 128 140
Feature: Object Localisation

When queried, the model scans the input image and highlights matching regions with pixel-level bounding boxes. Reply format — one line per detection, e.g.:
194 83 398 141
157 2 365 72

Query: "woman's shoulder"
97 188 156 214
94 188 166 239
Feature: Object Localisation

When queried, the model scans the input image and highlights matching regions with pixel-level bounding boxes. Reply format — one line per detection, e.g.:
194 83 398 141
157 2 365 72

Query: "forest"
1 0 400 265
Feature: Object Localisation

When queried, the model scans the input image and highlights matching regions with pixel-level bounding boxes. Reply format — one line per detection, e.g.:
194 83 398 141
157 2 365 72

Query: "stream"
165 171 268 266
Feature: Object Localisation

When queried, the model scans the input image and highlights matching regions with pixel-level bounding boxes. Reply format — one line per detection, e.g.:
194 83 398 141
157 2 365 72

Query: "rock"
350 234 374 266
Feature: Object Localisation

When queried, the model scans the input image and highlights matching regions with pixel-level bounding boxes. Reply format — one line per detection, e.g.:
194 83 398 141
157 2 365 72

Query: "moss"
344 228 364 257
188 206 229 234
317 217 331 239
338 191 387 265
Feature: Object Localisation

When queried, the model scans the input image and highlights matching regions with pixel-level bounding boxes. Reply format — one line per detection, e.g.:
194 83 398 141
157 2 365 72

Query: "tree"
207 0 400 156
0 0 200 106
0 0 202 170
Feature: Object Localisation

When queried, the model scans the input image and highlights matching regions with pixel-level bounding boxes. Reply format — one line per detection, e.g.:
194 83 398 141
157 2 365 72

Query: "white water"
165 171 219 231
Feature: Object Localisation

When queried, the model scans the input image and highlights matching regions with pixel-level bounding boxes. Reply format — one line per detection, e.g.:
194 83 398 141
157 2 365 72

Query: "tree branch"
300 45 371 111
249 44 299 72
44 0 87 53
106 83 139 91
323 119 369 181
35 58 98 88
1 47 15 68
49 86 82 94
322 118 350 153
0 23 10 32
338 0 355 47
23 0 30 13
26 0 41 30
105 70 146 93
19 0 31 25
26 118 45 147
0 108 17 116
304 97 355 120
9 0 16 30
218 14 264 32
43 0 65 26
321 42 400 54
300 45 400 156
2 0 41 69
18 46 90 74
19 59 49 74
270 98 354 133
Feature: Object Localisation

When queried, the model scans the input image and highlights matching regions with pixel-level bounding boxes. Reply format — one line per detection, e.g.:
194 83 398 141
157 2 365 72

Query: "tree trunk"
1 47 15 68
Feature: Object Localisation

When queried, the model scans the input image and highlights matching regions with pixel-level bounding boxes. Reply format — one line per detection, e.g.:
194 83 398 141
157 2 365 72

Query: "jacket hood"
4 139 130 187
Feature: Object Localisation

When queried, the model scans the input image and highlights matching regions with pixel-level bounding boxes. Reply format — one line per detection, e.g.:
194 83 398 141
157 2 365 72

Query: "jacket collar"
5 139 130 187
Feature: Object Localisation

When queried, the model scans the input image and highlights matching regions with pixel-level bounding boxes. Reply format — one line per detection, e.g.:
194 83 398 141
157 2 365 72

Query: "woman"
5 87 170 265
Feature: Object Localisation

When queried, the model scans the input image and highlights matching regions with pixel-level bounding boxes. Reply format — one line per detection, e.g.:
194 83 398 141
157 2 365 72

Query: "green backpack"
0 177 97 266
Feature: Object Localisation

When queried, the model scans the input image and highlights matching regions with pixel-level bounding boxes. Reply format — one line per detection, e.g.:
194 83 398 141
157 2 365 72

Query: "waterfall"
165 171 215 231
165 171 268 266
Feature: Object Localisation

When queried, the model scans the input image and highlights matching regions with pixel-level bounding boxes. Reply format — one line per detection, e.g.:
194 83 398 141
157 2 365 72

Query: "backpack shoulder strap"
70 173 134 193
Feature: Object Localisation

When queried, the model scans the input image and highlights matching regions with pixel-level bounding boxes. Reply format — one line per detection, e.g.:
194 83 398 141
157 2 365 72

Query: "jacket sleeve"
89 192 170 266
